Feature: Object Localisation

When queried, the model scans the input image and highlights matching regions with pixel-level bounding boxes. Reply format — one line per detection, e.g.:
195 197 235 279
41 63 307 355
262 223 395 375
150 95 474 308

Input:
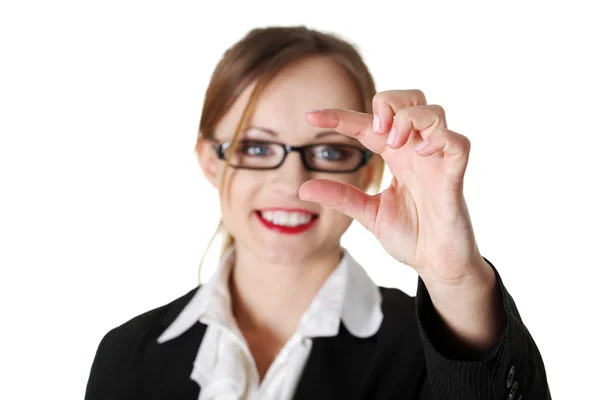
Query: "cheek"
325 170 367 188
219 172 260 222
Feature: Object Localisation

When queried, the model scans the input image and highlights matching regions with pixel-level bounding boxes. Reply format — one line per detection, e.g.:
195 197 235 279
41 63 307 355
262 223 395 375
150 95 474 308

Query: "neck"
229 244 343 342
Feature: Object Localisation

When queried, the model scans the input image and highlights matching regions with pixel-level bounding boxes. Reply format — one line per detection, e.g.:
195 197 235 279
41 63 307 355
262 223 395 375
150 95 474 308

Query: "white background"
1 0 598 398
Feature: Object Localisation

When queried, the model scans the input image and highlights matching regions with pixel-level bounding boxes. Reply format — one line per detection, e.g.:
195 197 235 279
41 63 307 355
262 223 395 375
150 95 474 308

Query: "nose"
269 151 311 191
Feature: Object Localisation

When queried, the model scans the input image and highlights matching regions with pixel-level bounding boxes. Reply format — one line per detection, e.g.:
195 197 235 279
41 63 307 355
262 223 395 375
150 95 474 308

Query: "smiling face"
198 56 374 265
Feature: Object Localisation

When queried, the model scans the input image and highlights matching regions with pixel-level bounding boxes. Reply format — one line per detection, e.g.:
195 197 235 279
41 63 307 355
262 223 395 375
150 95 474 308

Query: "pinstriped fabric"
416 273 498 399
414 257 551 399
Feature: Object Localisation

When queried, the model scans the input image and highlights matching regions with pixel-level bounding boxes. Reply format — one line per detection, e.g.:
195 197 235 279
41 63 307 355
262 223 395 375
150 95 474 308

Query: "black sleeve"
415 257 551 400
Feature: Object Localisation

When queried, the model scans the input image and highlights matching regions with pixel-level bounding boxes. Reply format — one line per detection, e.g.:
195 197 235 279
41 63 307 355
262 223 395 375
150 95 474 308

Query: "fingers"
415 127 472 181
416 127 471 158
305 108 389 154
298 179 379 233
305 90 428 154
387 104 448 149
307 90 464 164
306 104 448 154
372 89 428 134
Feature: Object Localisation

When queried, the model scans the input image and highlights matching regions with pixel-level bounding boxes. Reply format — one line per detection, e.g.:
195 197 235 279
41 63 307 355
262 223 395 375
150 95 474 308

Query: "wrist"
421 258 505 353
422 257 495 297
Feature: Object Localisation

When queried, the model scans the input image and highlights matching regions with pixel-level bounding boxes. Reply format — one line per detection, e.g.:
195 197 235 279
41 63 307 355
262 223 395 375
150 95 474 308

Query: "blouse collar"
157 246 383 344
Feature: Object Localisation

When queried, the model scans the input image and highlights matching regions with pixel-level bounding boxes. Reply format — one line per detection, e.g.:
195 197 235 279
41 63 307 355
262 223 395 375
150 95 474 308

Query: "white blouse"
156 247 384 400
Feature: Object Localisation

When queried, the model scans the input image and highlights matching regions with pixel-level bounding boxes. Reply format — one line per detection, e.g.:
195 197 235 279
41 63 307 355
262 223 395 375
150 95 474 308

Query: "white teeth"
260 211 314 227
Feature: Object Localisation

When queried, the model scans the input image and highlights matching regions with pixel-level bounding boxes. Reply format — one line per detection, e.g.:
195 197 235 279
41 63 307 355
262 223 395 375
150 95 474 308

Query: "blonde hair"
195 26 385 283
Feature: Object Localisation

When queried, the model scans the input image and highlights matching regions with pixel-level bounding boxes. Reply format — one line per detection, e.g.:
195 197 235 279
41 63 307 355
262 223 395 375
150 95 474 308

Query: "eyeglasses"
211 139 373 173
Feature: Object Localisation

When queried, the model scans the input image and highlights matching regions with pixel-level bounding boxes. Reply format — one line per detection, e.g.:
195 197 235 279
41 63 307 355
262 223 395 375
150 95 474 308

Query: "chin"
255 241 322 265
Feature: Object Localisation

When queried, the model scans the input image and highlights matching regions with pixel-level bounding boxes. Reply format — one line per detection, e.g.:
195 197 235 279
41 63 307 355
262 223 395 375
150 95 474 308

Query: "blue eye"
238 141 272 156
315 146 345 161
247 145 269 156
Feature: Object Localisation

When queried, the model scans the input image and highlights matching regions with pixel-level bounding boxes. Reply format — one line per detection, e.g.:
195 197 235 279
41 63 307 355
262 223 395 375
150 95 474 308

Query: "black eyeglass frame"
211 139 373 173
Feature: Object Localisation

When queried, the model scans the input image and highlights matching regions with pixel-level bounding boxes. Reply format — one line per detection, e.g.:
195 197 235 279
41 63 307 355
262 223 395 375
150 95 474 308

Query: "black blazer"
85 260 551 399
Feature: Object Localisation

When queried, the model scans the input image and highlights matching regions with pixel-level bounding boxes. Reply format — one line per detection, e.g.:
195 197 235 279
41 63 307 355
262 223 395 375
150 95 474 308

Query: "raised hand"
299 90 482 286
299 90 505 351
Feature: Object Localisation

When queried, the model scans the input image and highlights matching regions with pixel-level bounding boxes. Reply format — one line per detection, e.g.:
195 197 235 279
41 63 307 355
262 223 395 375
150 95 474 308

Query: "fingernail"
387 127 397 146
373 115 381 133
415 140 429 152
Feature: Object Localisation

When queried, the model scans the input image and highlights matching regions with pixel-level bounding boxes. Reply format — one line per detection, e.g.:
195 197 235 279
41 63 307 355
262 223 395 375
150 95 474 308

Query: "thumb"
298 179 379 233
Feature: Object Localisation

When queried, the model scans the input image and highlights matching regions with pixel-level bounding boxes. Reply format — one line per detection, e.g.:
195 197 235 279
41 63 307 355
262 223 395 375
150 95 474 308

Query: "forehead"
216 56 363 142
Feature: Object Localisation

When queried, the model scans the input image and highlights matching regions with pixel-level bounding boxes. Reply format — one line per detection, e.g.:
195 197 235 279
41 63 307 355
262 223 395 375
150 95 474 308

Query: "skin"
302 93 504 353
197 56 504 380
197 56 374 379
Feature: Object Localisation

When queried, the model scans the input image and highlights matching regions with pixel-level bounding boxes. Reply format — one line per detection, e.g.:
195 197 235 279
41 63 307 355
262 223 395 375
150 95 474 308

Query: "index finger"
305 109 388 154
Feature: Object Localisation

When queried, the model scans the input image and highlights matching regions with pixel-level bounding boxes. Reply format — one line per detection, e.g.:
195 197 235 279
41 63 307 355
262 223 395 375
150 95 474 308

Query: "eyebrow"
245 126 340 139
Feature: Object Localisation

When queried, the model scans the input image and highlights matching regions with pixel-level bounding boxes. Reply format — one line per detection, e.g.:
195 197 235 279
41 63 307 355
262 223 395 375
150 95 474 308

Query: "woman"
85 26 550 399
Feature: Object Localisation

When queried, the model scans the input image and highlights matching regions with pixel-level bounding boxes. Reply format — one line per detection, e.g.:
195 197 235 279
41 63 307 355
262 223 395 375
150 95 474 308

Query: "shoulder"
85 288 202 398
98 286 200 350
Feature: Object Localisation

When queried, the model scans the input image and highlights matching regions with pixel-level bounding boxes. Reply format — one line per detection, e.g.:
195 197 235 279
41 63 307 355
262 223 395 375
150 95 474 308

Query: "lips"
255 208 319 234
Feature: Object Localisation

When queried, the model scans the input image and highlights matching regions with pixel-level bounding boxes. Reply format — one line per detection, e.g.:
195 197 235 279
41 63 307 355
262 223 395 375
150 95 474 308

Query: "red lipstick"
255 209 318 235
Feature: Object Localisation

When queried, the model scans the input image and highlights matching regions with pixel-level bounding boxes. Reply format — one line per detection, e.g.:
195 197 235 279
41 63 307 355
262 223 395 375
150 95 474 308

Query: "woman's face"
199 56 373 265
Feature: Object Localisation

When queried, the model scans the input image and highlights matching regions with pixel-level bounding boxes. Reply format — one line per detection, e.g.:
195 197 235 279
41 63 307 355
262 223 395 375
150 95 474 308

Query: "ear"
196 136 219 188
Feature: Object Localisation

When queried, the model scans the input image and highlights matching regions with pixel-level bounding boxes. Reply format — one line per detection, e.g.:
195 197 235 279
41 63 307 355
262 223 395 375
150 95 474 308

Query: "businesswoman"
85 26 551 399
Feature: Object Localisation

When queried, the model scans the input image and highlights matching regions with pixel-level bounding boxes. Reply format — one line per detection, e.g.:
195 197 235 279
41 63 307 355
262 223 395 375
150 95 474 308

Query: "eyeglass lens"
225 140 364 172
